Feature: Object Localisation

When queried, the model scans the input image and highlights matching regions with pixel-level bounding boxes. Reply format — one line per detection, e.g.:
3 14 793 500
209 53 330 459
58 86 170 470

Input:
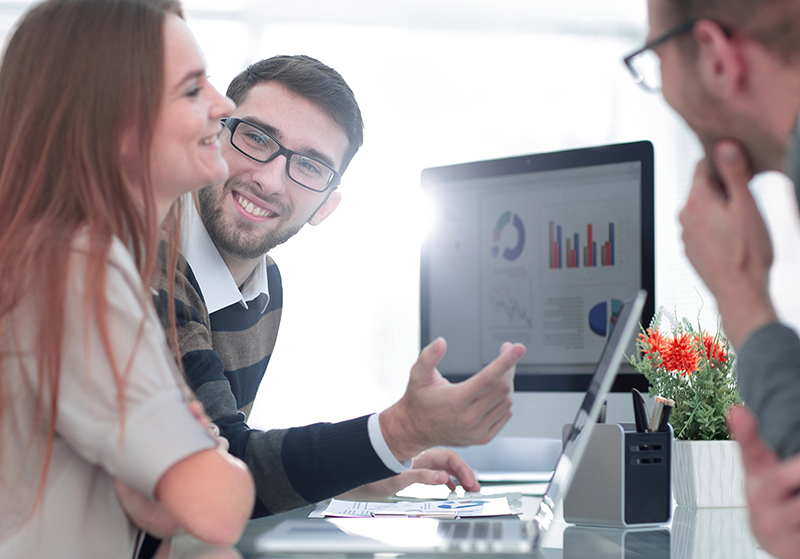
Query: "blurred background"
1 0 797 436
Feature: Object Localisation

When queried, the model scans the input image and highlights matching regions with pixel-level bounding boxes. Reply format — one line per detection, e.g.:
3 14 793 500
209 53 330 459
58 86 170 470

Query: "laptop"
255 290 646 556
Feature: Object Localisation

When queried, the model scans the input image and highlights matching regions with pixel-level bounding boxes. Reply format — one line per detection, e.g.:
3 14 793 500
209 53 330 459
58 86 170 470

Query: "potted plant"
629 308 743 507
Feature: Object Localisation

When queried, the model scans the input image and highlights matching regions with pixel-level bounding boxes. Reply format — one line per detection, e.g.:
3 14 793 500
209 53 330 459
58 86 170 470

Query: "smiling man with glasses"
143 55 525 556
630 2 800 557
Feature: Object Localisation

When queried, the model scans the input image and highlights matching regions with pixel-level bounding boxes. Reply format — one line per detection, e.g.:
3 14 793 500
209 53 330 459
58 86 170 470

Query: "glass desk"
166 496 773 559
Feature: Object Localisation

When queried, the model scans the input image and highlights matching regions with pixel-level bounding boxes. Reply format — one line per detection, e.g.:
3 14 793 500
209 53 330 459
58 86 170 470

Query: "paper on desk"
320 497 513 519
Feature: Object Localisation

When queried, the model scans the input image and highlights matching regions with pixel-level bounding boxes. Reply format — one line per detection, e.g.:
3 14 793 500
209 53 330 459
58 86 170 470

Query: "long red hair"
0 0 184 506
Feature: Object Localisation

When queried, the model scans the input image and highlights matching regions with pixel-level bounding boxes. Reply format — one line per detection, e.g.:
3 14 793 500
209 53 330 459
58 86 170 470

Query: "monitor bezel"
419 140 654 392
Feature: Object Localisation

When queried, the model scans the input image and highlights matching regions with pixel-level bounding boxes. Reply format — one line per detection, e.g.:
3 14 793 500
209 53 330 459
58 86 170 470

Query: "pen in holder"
562 423 672 527
632 388 673 433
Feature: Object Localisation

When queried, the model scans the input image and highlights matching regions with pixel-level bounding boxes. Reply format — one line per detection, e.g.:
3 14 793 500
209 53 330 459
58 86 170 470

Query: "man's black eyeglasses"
222 117 341 193
623 19 697 92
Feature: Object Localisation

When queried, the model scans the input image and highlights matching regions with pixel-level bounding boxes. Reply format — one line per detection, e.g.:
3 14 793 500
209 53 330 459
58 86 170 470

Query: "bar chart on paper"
548 221 615 269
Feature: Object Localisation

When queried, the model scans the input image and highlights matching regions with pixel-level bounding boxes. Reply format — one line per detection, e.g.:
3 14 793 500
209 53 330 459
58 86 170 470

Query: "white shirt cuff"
368 413 412 473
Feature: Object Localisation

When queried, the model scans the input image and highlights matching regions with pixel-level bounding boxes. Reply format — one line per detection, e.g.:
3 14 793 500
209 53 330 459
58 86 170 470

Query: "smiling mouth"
200 133 219 146
235 193 276 218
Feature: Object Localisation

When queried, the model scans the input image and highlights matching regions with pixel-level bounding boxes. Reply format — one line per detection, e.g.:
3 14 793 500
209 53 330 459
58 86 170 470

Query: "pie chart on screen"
589 299 624 337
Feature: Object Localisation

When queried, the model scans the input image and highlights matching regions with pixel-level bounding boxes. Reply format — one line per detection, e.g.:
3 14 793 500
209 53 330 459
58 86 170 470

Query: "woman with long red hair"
0 0 255 556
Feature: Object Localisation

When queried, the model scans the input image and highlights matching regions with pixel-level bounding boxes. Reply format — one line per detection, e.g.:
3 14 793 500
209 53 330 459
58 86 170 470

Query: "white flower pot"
672 440 746 507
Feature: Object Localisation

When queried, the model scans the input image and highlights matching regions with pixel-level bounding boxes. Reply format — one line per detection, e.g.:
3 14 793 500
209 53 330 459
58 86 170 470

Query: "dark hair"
0 0 183 506
227 55 364 173
663 0 800 64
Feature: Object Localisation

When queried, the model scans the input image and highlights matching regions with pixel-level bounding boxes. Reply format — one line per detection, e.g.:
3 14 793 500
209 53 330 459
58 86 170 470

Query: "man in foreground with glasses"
627 1 800 557
158 55 525 520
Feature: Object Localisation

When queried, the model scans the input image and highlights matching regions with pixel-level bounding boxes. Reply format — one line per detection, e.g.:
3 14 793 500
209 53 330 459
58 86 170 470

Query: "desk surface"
167 496 773 559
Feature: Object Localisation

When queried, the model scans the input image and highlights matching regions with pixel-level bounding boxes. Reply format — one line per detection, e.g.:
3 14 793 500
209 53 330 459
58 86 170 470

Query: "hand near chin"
379 338 525 462
679 140 777 348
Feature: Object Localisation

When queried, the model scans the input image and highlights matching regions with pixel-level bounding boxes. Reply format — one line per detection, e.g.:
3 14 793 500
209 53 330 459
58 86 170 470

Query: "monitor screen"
420 141 654 391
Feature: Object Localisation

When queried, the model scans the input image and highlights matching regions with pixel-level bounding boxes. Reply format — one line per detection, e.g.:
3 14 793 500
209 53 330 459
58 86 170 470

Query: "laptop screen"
420 141 654 391
535 290 646 533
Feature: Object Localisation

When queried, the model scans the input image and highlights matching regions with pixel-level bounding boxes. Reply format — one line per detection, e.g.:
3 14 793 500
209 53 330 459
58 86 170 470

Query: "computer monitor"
420 140 654 392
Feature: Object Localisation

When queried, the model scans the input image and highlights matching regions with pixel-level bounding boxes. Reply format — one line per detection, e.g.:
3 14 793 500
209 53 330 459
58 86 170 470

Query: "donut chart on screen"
491 211 525 261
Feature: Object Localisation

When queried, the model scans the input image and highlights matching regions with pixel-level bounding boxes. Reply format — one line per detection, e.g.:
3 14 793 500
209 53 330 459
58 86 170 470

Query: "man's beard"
198 180 304 260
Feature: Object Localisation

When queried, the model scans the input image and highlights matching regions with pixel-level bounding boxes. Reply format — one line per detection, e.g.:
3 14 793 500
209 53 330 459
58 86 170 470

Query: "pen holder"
562 423 672 527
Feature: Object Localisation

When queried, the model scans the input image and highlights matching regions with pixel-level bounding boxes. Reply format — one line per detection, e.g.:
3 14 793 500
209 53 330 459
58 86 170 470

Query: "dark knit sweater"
154 254 394 517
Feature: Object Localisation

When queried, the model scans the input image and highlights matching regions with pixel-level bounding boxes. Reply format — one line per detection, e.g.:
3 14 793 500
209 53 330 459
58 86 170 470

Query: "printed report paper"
320 497 513 519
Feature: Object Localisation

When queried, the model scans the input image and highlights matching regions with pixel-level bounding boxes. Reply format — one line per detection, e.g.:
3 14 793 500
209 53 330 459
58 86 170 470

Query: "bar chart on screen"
549 220 616 269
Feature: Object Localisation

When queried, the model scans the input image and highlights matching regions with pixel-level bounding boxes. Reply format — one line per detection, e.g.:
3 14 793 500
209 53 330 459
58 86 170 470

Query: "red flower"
661 332 699 376
698 332 727 366
638 328 667 357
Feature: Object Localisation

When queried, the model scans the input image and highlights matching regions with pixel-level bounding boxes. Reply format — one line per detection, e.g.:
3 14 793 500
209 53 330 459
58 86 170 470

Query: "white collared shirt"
181 201 269 314
182 198 409 474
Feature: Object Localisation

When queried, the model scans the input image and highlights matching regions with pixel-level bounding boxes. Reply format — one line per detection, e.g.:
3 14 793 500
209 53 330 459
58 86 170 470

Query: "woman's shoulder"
66 231 148 307
69 230 141 276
